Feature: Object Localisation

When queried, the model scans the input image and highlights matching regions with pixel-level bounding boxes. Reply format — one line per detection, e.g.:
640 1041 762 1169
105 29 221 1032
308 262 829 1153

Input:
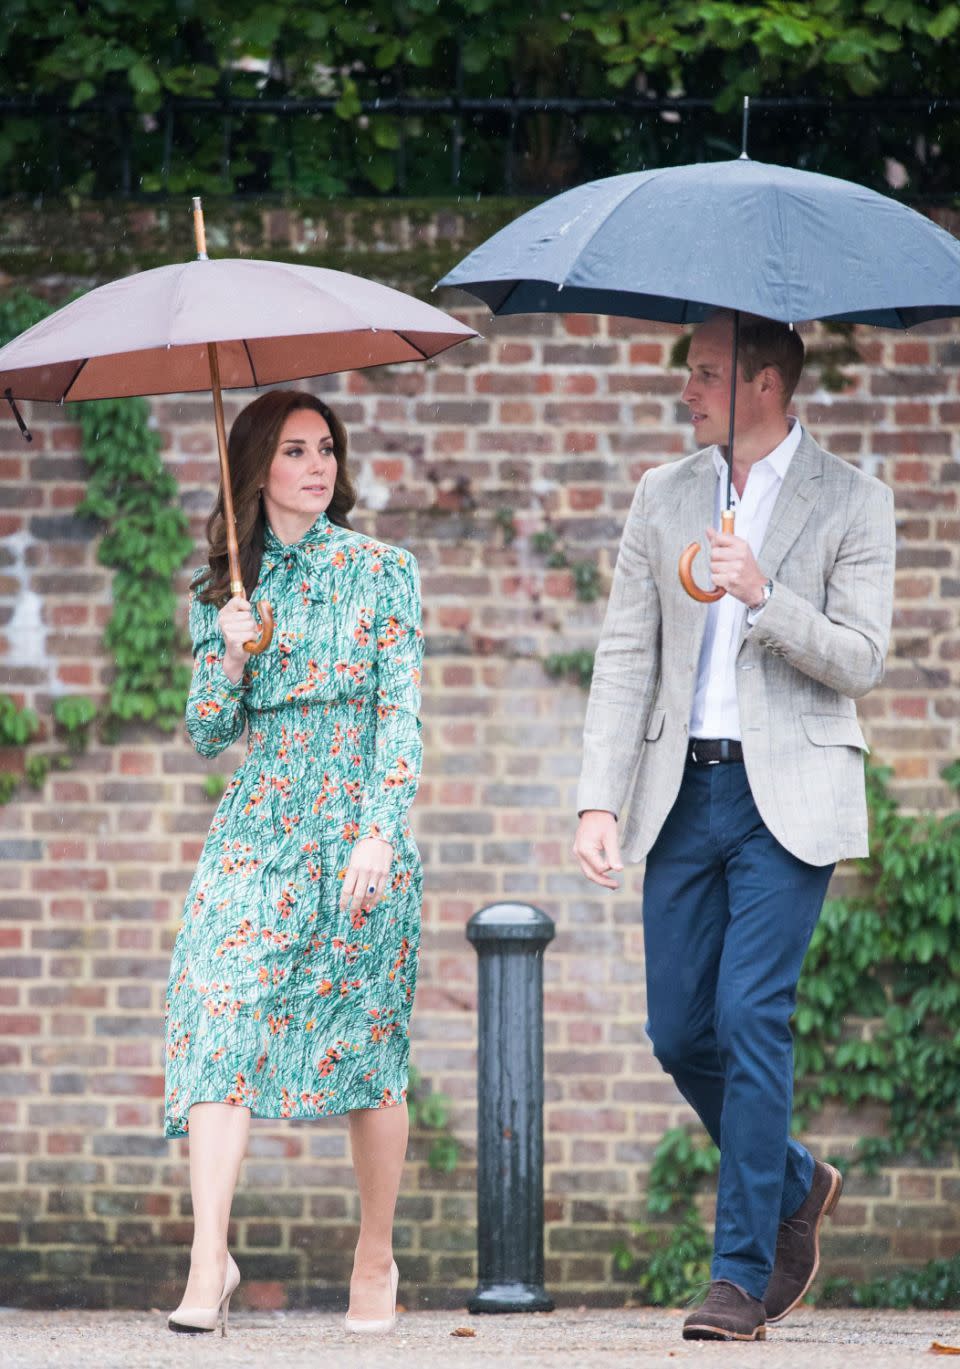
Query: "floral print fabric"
163 511 423 1137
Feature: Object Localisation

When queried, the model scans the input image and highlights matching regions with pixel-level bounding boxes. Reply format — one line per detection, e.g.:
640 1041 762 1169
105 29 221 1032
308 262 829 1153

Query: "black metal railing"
2 94 959 202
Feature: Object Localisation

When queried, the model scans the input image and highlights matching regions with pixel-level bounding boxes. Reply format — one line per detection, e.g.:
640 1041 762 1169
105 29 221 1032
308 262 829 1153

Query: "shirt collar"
263 510 331 555
710 417 802 483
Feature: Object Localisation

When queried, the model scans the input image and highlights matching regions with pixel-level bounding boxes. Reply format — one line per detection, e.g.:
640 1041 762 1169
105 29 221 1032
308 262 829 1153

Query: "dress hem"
162 1089 407 1139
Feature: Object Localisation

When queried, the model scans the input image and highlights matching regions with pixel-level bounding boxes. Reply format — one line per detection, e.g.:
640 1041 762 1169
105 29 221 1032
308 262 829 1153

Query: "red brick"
561 374 597 396
498 342 534 363
564 431 597 453
31 870 107 892
568 486 602 510
893 341 932 365
628 343 666 365
563 315 599 337
500 401 536 424
0 1015 41 1034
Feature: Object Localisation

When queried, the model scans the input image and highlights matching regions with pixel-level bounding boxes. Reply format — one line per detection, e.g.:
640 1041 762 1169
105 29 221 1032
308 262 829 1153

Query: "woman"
163 390 423 1336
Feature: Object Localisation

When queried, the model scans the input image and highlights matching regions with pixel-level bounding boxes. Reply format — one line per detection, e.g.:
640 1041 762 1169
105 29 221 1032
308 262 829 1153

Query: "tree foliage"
1 1 958 197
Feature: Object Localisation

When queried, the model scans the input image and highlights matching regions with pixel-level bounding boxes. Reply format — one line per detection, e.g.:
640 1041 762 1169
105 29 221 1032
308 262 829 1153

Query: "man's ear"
758 365 784 401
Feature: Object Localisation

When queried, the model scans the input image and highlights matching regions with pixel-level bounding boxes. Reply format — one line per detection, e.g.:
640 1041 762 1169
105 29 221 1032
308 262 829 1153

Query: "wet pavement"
1 1305 958 1369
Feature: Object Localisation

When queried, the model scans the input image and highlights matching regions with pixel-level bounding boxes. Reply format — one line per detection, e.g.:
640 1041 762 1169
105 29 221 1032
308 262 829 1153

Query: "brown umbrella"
0 200 478 652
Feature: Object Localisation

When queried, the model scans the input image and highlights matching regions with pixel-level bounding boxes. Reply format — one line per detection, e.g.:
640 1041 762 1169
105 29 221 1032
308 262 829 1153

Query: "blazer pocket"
801 713 869 752
645 708 666 742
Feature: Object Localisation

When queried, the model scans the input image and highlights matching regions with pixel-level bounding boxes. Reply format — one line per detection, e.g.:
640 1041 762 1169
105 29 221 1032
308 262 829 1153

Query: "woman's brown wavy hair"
193 390 356 606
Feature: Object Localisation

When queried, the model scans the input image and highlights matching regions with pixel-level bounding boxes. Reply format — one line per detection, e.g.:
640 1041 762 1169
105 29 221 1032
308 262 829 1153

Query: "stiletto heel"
169 1252 241 1335
344 1259 399 1334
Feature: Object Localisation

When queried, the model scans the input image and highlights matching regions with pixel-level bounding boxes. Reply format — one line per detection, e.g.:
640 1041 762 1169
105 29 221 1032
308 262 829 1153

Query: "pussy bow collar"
256 511 334 605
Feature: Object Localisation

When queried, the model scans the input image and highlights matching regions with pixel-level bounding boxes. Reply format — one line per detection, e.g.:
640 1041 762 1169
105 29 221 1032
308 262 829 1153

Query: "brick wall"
0 206 958 1308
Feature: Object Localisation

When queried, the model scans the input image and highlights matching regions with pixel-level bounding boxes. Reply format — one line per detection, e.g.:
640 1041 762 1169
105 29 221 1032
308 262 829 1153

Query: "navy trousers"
642 759 834 1300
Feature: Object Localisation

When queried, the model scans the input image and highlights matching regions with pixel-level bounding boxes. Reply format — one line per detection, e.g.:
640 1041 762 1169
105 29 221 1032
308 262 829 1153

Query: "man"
573 311 895 1342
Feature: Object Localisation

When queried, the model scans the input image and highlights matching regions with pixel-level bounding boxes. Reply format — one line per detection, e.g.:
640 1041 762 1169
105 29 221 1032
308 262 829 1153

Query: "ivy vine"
407 1065 461 1173
0 286 195 797
793 762 960 1167
494 508 600 689
617 762 960 1307
76 398 193 736
613 1125 719 1307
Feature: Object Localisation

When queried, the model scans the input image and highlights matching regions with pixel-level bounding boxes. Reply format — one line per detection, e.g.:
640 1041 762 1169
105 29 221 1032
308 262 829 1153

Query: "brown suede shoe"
764 1159 843 1322
682 1279 766 1341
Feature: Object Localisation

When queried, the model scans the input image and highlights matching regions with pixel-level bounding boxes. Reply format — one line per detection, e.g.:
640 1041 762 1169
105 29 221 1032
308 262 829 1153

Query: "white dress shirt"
689 419 802 740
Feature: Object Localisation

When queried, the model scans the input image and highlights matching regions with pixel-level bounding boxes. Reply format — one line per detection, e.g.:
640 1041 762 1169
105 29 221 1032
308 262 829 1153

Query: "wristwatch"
749 578 774 614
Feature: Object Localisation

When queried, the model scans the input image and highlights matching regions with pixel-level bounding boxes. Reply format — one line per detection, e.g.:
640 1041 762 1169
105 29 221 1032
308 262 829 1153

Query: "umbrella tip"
192 197 209 261
739 95 751 160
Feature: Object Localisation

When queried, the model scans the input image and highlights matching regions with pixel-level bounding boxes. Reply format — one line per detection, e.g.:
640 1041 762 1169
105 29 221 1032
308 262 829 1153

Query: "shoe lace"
690 1279 756 1312
775 1216 811 1253
684 1281 713 1309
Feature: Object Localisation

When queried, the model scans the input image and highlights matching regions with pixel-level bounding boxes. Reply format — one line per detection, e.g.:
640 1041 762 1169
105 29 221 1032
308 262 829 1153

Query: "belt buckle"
690 741 719 766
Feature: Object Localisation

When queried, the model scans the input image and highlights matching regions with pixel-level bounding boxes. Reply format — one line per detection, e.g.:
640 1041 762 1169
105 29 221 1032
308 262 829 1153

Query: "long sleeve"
576 471 662 817
358 548 423 847
184 577 249 759
749 480 895 699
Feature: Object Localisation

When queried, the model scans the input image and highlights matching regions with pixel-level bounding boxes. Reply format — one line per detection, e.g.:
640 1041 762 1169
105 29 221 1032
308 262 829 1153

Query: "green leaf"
128 59 160 96
928 5 960 41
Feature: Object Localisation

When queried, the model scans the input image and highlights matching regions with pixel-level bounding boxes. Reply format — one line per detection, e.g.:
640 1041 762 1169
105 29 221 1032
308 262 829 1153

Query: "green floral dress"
163 512 423 1138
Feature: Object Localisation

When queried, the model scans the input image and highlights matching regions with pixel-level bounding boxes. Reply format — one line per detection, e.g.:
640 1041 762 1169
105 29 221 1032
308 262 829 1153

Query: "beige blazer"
576 430 896 867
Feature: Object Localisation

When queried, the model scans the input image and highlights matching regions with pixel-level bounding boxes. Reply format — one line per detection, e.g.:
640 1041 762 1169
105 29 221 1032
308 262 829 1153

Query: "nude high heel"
168 1252 240 1335
344 1259 399 1334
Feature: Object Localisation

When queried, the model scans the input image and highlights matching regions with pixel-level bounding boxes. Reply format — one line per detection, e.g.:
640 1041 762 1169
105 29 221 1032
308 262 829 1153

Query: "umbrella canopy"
438 154 960 601
437 157 960 328
0 200 478 653
0 257 476 402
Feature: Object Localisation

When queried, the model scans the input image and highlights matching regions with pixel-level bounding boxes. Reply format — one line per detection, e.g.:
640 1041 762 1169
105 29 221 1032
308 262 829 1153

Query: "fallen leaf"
930 1345 960 1356
451 1326 476 1337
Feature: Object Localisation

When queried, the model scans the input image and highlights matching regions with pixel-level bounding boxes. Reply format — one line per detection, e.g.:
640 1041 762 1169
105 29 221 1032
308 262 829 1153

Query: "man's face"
680 318 766 448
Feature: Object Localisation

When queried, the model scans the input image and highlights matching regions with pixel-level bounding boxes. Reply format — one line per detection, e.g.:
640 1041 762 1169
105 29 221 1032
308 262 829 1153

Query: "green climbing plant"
493 509 600 690
616 761 960 1306
407 1065 461 1174
76 399 194 735
0 694 40 803
203 773 228 801
613 1126 719 1306
0 287 195 782
792 762 960 1168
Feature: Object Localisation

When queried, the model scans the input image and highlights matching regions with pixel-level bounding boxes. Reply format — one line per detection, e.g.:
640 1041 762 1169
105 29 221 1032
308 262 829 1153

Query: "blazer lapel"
675 449 720 581
756 430 823 577
671 450 720 650
734 430 823 655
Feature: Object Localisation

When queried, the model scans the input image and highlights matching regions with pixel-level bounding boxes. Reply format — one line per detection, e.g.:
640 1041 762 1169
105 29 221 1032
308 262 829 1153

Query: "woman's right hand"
217 595 258 680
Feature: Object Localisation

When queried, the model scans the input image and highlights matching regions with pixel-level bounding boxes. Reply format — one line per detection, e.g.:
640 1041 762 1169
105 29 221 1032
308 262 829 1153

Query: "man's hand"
573 810 623 889
705 526 766 607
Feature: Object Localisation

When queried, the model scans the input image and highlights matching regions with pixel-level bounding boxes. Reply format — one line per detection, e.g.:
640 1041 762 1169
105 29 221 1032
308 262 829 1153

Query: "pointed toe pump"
344 1259 399 1335
168 1252 241 1335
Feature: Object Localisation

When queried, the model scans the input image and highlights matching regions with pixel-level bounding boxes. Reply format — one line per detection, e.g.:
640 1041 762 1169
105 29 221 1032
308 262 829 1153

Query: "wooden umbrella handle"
679 508 735 603
206 337 275 655
244 601 274 656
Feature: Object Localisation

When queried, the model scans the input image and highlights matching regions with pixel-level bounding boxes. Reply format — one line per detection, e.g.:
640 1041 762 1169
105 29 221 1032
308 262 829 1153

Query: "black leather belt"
688 738 744 765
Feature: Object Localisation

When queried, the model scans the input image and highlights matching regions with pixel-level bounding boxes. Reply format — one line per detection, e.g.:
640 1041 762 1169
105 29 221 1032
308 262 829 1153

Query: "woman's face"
261 408 338 523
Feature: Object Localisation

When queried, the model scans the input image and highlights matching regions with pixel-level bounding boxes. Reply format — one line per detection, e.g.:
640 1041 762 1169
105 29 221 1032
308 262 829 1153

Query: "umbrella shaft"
206 342 244 596
723 309 740 512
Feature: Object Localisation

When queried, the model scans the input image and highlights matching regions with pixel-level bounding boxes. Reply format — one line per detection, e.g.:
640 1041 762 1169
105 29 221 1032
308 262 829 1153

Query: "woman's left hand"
340 836 394 914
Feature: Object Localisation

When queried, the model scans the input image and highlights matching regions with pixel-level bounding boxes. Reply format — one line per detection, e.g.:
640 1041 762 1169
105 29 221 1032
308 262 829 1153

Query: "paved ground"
1 1306 958 1369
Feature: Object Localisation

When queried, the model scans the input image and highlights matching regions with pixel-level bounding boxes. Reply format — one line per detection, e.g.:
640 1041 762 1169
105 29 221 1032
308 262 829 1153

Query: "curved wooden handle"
679 508 735 603
243 599 274 655
679 542 726 602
